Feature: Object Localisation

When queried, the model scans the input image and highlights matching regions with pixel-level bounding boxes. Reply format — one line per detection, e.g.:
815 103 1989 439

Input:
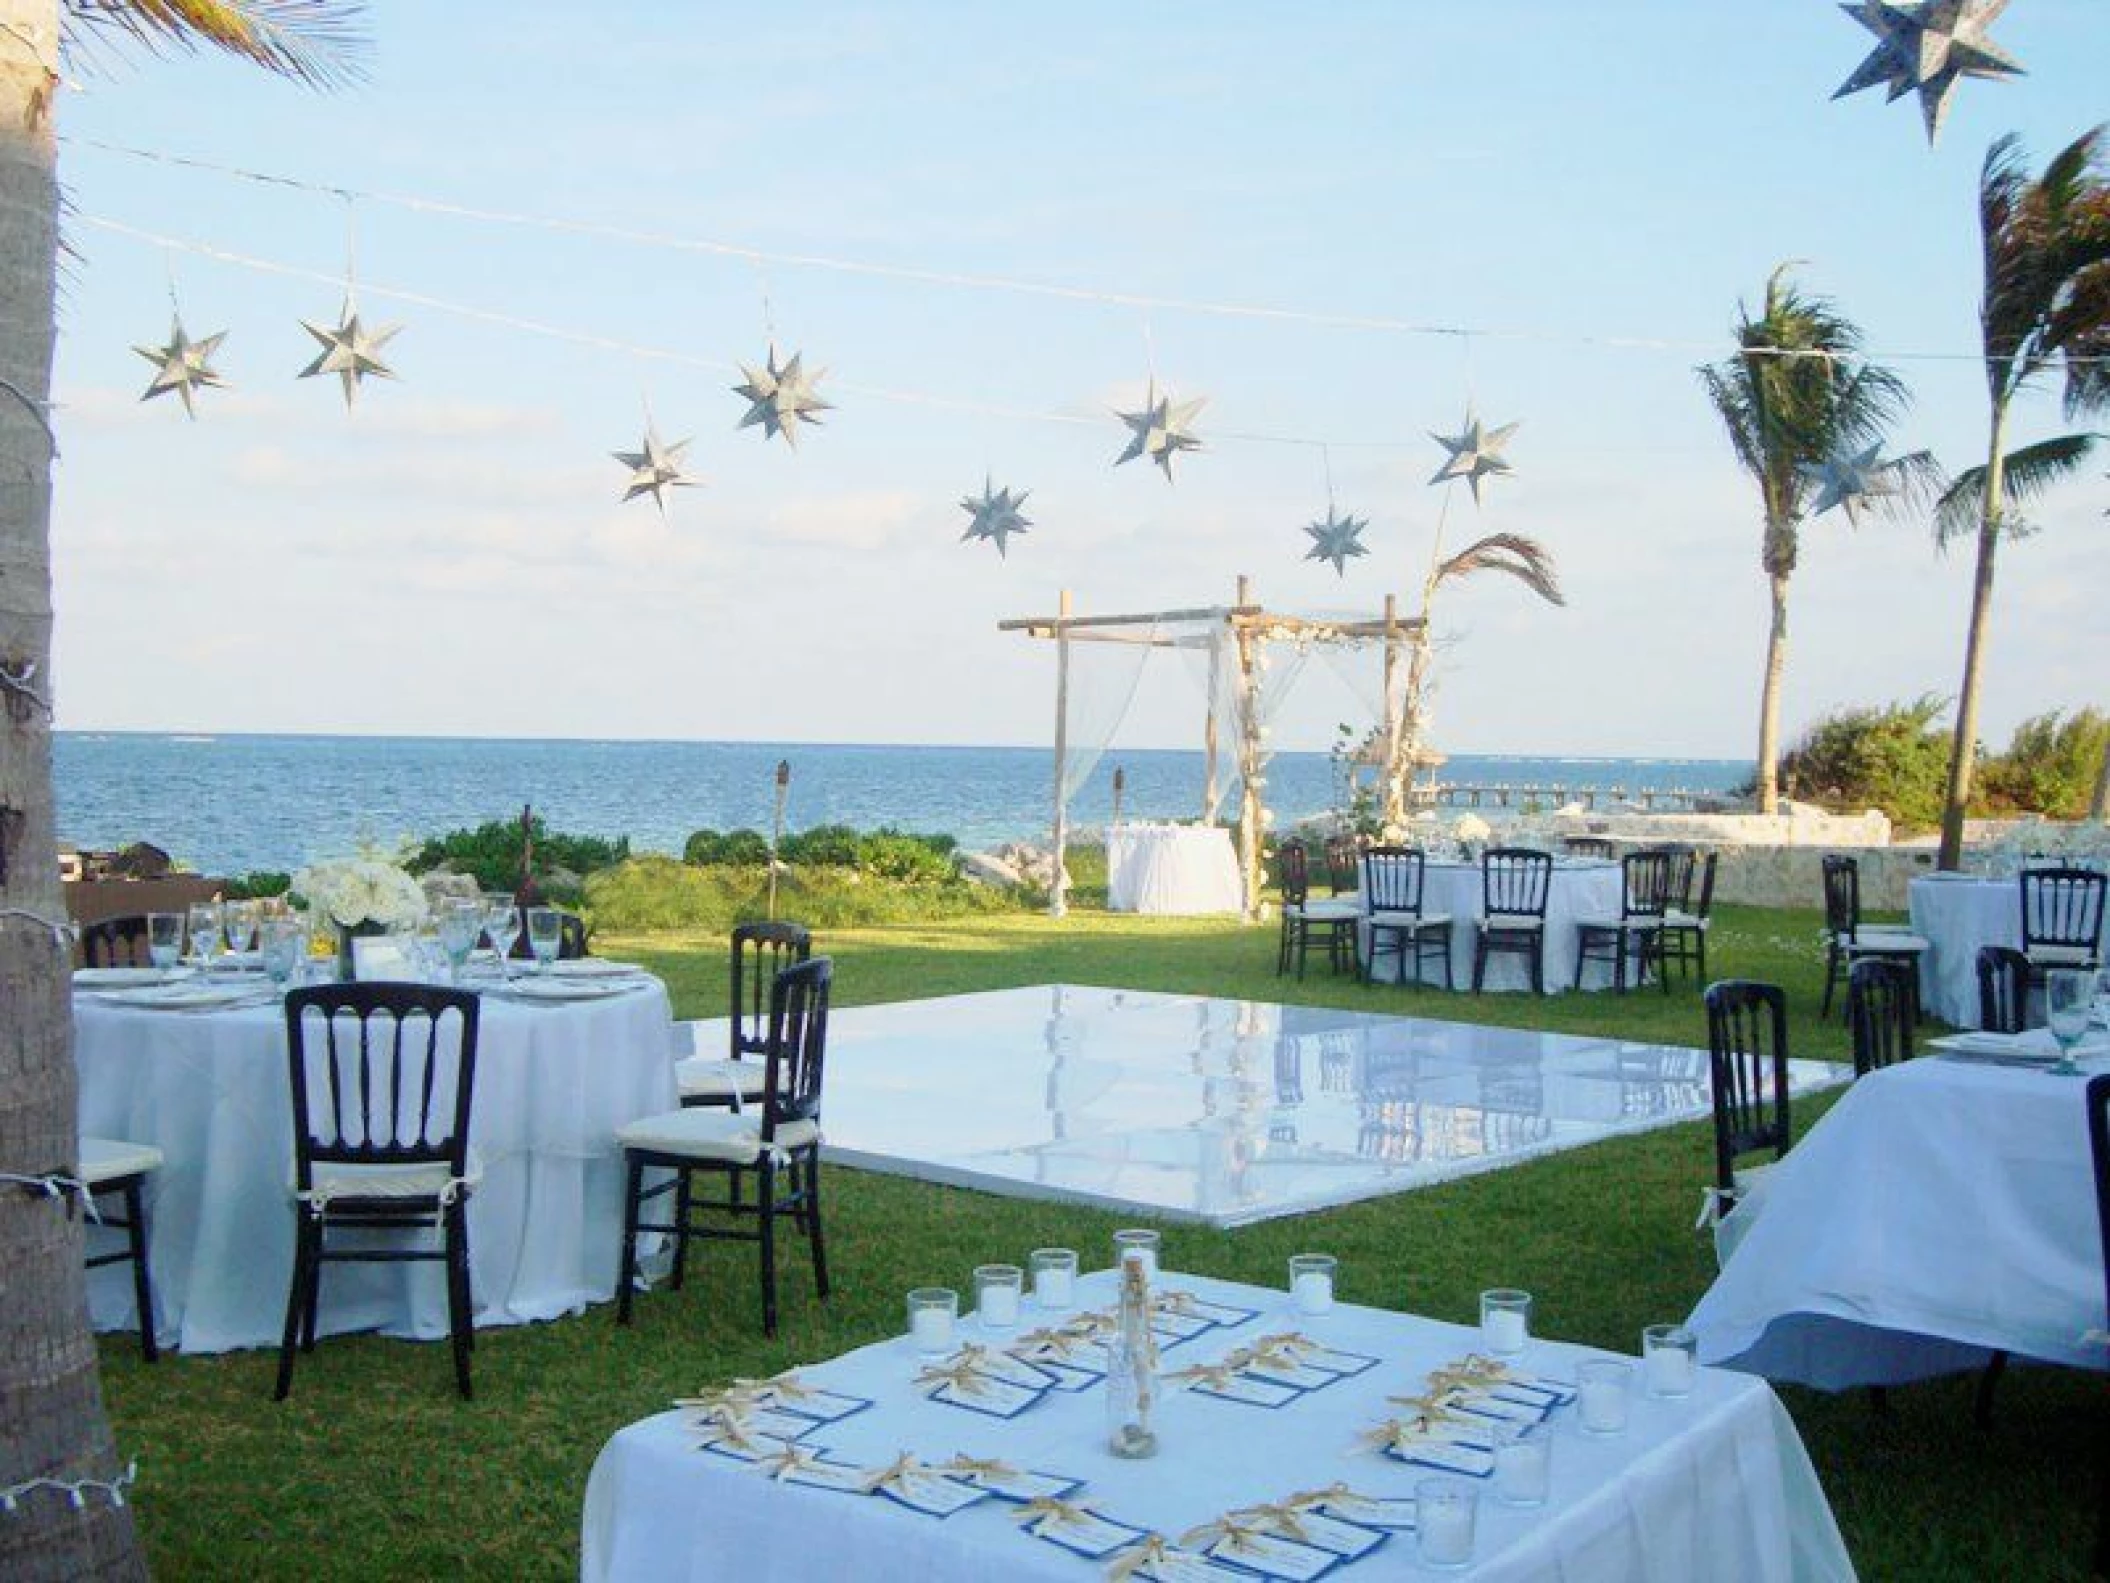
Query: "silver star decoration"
612 424 698 513
1302 507 1370 576
133 317 228 418
733 345 831 447
1113 381 1205 481
1833 1 2022 145
1428 409 1520 504
297 297 402 407
959 476 1033 557
1801 442 1902 525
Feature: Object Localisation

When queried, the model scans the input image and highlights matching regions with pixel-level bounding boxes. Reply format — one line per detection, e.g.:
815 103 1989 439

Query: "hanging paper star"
612 423 698 512
133 317 227 418
1301 507 1370 576
1832 1 2022 145
1113 381 1205 481
959 476 1033 556
732 345 831 447
297 297 402 407
1800 442 1901 525
1428 409 1519 504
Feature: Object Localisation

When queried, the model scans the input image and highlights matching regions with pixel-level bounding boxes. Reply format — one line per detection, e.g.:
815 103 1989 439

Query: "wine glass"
260 916 305 987
2046 969 2092 1076
186 902 224 975
483 897 520 978
222 899 259 957
436 900 483 984
145 911 184 972
526 906 563 973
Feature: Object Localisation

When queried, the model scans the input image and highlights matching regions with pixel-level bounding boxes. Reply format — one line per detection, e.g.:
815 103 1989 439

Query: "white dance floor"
781 986 1843 1229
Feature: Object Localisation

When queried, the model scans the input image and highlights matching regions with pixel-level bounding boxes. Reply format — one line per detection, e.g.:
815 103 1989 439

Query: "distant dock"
1420 782 1737 813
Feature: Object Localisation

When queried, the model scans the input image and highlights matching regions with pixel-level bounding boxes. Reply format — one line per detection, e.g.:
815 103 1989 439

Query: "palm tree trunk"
1937 400 2012 871
0 4 145 1576
1754 569 1790 815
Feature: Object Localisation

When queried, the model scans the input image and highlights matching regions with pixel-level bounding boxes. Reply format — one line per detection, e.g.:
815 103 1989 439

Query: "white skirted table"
1907 873 2110 1027
1105 823 1244 916
74 975 678 1353
1687 1050 2110 1390
583 1269 1853 1582
1360 860 1625 995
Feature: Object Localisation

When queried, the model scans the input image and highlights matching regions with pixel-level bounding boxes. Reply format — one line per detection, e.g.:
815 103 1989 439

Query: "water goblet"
526 907 563 972
221 899 259 957
2046 968 2092 1075
260 916 305 987
436 900 484 985
145 912 184 972
484 897 521 976
186 901 224 974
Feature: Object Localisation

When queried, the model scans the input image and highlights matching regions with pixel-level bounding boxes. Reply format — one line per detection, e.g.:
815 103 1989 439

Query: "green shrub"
1980 709 2110 819
855 831 955 884
778 824 863 866
583 854 1022 933
1777 696 1953 833
682 827 773 866
410 816 628 900
224 871 292 899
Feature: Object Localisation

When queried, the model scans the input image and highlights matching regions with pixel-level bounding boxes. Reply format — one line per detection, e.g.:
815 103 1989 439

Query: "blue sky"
47 1 2110 759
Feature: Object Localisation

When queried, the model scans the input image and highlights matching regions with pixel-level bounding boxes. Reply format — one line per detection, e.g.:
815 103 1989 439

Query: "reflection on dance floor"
794 986 1842 1228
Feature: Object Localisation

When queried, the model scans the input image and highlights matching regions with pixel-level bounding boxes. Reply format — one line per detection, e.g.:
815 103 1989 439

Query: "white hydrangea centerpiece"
293 853 430 932
1453 812 1494 846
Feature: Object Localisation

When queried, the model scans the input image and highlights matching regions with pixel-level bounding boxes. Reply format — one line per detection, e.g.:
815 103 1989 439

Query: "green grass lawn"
96 904 2104 1580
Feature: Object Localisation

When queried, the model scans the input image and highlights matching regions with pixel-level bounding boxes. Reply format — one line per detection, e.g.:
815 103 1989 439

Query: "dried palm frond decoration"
1432 532 1565 607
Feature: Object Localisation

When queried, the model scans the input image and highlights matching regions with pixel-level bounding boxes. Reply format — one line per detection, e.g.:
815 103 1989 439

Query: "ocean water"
53 733 1750 877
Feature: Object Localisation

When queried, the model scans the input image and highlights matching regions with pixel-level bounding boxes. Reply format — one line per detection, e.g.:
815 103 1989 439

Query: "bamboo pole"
1049 588 1073 918
1380 593 1401 829
1202 632 1222 823
767 759 790 920
1233 575 1263 923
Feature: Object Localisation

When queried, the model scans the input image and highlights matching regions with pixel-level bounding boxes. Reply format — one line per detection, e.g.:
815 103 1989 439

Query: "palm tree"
1933 128 2110 870
1697 265 1929 815
0 6 360 1577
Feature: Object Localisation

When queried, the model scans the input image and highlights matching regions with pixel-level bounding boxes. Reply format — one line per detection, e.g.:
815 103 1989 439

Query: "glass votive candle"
1113 1228 1160 1279
1577 1358 1633 1435
905 1287 958 1356
1288 1253 1336 1316
974 1264 1023 1330
1643 1324 1698 1398
1415 1477 1478 1570
1479 1288 1531 1357
1030 1248 1078 1309
1491 1418 1551 1507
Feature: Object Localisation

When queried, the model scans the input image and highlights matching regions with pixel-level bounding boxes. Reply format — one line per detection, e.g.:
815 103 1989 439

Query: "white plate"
104 984 278 1012
489 977 636 1002
548 959 649 980
74 967 176 989
1929 1030 2105 1065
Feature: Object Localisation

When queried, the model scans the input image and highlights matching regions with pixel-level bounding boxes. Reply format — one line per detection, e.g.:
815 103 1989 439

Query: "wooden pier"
1421 783 1735 813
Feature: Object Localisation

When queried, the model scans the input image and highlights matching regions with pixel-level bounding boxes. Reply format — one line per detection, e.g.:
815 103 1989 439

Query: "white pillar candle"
1482 1308 1527 1356
1415 1481 1477 1568
1645 1342 1695 1397
909 1305 954 1354
1577 1362 1631 1434
1033 1266 1074 1308
979 1284 1020 1328
1291 1271 1334 1315
1493 1433 1550 1507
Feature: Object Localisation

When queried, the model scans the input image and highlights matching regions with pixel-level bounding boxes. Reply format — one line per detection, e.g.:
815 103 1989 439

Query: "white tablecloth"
1687 1054 2109 1390
583 1269 1853 1582
1361 861 1625 995
1106 824 1244 916
1907 874 2110 1027
76 978 678 1353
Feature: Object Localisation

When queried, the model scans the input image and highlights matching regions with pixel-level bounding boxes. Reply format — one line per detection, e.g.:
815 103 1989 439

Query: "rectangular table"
1106 824 1245 916
584 1269 1853 1581
1687 1050 2109 1390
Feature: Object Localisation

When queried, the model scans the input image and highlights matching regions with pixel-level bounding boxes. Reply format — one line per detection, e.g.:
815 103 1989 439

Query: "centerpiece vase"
1105 1255 1160 1458
336 920 385 982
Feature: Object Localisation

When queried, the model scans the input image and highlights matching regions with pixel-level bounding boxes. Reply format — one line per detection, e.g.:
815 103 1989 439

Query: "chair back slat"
1975 944 2033 1033
1277 841 1313 908
763 956 833 1137
2020 867 2107 955
1361 846 1426 915
1846 957 1914 1076
81 915 151 969
1703 980 1792 1198
284 984 479 1183
1564 836 1615 859
731 921 814 1060
1482 848 1553 917
1662 848 1697 912
1691 852 1718 919
1820 855 1861 939
1619 850 1674 921
1323 836 1360 896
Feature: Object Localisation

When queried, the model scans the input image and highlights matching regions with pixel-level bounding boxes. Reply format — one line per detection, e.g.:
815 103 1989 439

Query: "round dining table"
1908 872 2110 1027
1361 859 1624 994
74 971 678 1353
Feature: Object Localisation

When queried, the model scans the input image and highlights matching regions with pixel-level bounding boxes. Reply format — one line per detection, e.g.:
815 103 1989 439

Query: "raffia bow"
695 1418 770 1458
1385 1390 1467 1425
756 1444 827 1482
1253 1331 1318 1357
914 1356 999 1398
761 1370 828 1405
673 1383 769 1415
1165 1361 1240 1390
1013 1495 1102 1535
1443 1353 1518 1386
1105 1534 1176 1581
941 1454 1021 1482
1179 1513 1269 1554
863 1451 931 1495
1229 1499 1311 1542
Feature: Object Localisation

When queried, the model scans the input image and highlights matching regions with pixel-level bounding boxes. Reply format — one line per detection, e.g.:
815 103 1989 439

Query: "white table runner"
583 1270 1852 1582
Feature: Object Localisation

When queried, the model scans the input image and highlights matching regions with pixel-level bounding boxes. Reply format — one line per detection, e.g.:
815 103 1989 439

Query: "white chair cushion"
1710 1160 1779 1269
1663 909 1710 929
675 1057 768 1100
1369 909 1450 929
1844 931 1928 954
618 1106 821 1164
1480 912 1544 932
1290 899 1360 921
2025 943 2100 967
297 1148 484 1208
1577 915 1660 932
79 1136 163 1187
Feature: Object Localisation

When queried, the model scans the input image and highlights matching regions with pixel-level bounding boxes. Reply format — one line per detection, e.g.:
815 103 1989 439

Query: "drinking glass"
1480 1288 1532 1357
1415 1478 1478 1569
186 902 223 973
1112 1229 1160 1279
260 916 304 986
1289 1253 1337 1315
1642 1323 1698 1398
146 912 184 971
436 900 484 984
1491 1418 1551 1508
2046 969 2091 1075
221 899 259 956
1577 1359 1633 1435
526 907 563 972
483 898 520 977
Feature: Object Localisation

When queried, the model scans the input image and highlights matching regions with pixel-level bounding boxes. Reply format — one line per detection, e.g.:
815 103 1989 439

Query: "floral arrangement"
1453 813 1494 846
293 853 430 932
1977 818 2110 876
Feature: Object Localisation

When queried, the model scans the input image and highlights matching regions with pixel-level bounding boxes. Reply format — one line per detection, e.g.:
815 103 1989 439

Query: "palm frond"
1979 126 2110 407
1934 433 2103 546
64 0 369 88
1432 533 1565 608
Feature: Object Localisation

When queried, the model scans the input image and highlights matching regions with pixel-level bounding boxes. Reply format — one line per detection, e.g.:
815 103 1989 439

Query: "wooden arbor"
1000 577 1422 921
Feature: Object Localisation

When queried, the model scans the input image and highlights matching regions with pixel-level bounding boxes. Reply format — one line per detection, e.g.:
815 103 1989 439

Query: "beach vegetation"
681 827 773 865
1979 708 2110 820
584 853 1020 933
1933 126 2110 867
1776 696 1954 832
409 816 629 901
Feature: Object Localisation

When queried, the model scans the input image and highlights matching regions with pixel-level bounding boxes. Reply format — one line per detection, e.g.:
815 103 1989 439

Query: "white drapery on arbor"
1000 578 1422 920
